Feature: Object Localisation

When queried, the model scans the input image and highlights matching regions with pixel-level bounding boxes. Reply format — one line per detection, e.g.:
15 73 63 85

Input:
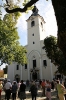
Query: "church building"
7 6 58 82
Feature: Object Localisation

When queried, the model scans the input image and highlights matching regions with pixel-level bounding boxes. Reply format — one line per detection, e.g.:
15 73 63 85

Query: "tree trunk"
52 0 66 58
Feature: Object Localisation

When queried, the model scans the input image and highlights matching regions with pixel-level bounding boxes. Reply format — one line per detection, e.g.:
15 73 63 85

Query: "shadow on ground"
1 89 59 100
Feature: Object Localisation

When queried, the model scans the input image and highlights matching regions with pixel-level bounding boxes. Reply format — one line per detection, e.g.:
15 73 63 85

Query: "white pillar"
28 60 30 80
21 64 22 80
40 57 42 80
13 63 14 81
50 60 53 80
31 72 32 80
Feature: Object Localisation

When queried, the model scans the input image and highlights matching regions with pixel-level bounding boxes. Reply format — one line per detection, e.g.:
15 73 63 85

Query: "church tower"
26 6 46 80
26 6 45 54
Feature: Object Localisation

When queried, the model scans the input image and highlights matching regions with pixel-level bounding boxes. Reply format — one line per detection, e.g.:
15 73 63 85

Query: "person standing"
29 81 37 100
12 81 18 100
3 79 7 100
41 79 46 96
51 80 55 90
17 81 21 98
64 78 66 100
45 80 51 100
4 79 12 100
57 80 65 100
19 80 26 100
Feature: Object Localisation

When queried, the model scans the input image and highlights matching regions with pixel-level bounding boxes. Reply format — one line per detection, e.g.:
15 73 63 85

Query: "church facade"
7 6 58 82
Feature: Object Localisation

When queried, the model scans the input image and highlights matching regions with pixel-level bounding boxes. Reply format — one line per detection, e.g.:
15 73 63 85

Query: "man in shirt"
4 79 12 100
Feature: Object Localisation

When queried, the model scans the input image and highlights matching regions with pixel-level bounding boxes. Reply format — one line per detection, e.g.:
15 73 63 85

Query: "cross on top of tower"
32 5 39 16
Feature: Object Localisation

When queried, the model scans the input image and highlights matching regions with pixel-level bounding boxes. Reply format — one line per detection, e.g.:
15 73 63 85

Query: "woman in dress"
19 80 26 100
45 80 51 100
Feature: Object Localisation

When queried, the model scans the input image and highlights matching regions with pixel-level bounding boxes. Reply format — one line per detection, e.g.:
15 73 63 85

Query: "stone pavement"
1 89 59 100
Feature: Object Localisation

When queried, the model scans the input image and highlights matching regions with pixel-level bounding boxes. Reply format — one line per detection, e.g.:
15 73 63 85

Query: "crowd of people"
0 78 66 100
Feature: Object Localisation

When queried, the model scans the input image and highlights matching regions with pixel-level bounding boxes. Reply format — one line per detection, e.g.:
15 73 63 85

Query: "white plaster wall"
52 64 58 78
41 55 50 80
28 50 40 69
14 64 21 76
40 40 46 55
22 66 28 80
27 27 41 53
8 62 24 82
38 17 45 40
42 55 57 81
7 63 15 82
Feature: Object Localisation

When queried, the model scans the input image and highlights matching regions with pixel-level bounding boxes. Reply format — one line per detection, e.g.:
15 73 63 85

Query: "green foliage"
22 0 34 13
0 13 27 66
23 0 30 6
14 44 27 65
44 35 66 75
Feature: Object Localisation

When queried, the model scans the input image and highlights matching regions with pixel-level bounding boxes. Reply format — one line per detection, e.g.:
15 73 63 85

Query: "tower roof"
26 14 45 23
26 5 45 23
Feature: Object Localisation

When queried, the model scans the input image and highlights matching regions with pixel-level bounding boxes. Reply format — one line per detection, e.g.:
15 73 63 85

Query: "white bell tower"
26 6 46 80
26 6 45 54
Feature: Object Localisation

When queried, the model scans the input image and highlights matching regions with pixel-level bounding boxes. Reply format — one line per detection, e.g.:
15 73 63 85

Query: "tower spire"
32 5 39 16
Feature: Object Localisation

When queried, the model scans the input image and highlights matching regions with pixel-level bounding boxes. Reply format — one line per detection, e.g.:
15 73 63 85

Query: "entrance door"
15 74 20 83
32 72 37 80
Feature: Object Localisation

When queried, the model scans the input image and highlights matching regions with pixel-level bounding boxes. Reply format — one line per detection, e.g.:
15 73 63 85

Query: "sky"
0 0 58 46
16 0 58 46
0 0 58 69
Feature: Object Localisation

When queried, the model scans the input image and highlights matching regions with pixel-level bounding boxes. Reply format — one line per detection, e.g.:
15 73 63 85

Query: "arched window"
43 60 47 67
25 64 27 69
31 21 35 27
32 33 34 36
33 59 36 68
16 65 19 70
33 41 35 44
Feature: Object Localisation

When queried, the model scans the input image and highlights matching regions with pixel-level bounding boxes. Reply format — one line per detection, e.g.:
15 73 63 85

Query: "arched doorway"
30 68 39 80
15 74 20 83
28 50 42 80
32 72 37 80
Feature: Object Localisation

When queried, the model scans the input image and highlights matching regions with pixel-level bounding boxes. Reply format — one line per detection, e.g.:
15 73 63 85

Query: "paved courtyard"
1 89 59 100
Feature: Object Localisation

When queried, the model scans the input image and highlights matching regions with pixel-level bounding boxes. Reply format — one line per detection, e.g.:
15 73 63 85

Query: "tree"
3 0 66 59
43 35 66 75
51 0 66 59
5 0 38 13
0 13 27 65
